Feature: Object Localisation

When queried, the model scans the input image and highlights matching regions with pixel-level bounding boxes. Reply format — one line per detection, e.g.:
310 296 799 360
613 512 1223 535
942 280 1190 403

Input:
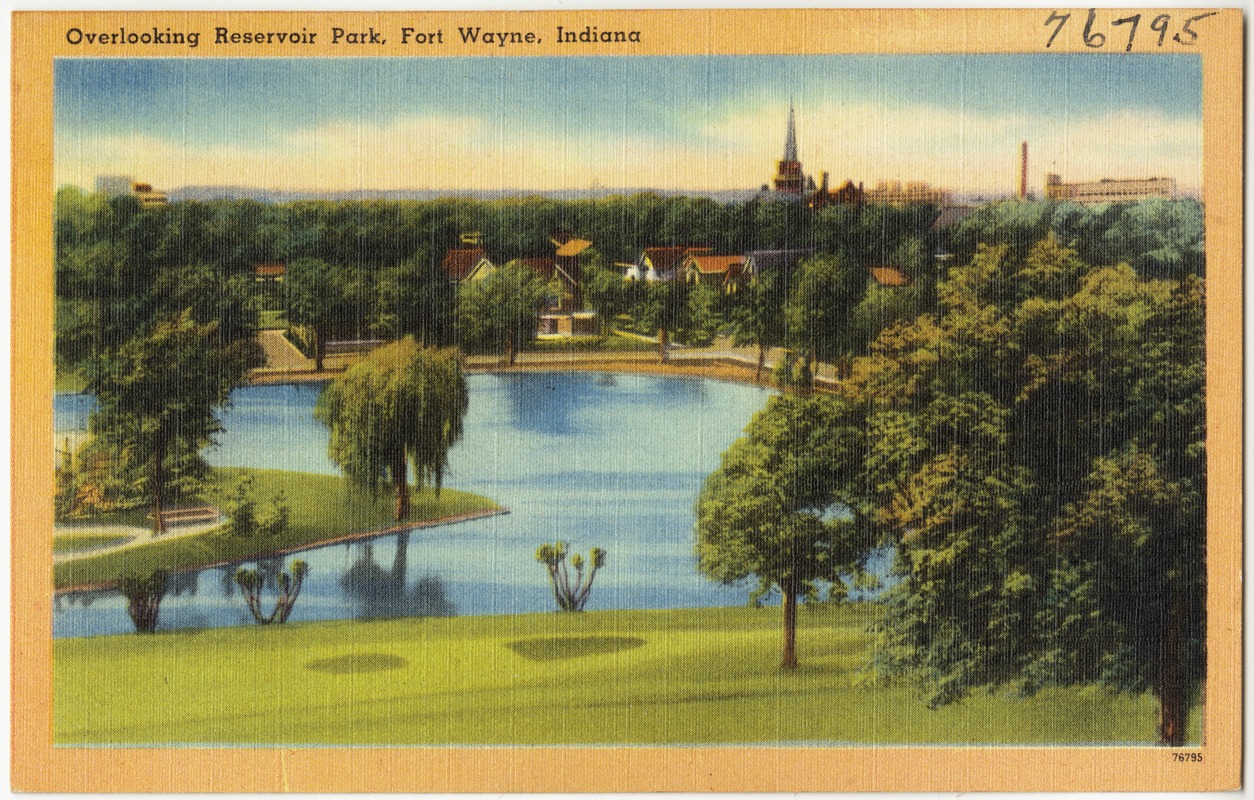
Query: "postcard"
11 7 1242 793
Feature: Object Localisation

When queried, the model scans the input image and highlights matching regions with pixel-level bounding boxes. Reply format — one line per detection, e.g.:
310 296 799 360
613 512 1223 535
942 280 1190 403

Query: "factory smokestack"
1020 141 1028 200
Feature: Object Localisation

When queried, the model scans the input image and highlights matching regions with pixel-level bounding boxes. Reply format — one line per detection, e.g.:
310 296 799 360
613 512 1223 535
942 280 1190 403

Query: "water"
54 372 783 637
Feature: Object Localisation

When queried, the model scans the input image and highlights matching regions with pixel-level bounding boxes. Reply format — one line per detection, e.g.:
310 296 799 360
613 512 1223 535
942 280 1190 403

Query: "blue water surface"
55 372 791 637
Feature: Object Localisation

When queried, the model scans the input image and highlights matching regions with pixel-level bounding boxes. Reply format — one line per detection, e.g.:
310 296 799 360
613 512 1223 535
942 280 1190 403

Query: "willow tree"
314 337 468 521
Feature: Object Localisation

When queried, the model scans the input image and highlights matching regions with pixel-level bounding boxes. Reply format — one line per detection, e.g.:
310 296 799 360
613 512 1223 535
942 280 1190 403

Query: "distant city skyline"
55 55 1204 197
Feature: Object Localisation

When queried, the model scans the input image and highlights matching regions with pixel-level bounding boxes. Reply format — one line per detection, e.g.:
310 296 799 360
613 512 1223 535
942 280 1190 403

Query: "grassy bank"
53 533 134 554
53 604 1183 746
54 468 500 590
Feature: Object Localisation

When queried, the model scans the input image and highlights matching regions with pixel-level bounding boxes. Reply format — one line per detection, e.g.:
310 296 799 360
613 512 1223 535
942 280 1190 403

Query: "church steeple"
773 100 805 195
783 99 798 163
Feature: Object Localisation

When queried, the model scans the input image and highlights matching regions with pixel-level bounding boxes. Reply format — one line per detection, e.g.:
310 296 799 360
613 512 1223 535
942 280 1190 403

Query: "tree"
314 337 468 521
638 278 688 363
88 310 252 533
456 260 556 365
117 570 169 633
728 265 787 383
696 394 875 668
285 257 346 371
235 560 309 624
373 247 457 346
784 253 867 379
852 236 1206 744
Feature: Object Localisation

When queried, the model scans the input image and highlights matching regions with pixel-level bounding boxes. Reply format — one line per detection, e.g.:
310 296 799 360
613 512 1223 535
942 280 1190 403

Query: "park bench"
148 506 222 529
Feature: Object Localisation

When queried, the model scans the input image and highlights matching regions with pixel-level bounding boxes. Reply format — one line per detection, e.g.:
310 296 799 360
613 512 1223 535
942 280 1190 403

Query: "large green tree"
284 257 354 371
314 337 468 521
784 252 868 379
456 260 556 365
88 310 254 533
696 394 875 669
853 235 1206 745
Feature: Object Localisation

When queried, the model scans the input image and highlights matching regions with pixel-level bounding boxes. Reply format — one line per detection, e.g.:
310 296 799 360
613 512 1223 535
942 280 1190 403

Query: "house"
634 246 712 282
682 254 746 292
551 235 591 309
442 248 494 284
131 182 168 208
1044 174 1177 204
867 266 912 287
252 263 286 283
864 180 949 206
615 262 644 281
809 172 865 210
516 256 579 313
741 248 813 282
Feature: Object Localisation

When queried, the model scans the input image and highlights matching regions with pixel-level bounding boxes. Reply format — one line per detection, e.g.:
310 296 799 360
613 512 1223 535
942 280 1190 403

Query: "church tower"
773 101 805 195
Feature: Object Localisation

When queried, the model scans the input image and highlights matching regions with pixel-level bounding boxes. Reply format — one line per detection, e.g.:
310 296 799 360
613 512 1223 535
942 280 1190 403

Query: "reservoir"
53 372 776 637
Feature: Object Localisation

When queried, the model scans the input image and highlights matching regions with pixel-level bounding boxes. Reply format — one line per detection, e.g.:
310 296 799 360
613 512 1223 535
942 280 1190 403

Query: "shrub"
235 559 309 624
117 570 169 633
535 541 606 612
257 490 291 538
226 475 256 537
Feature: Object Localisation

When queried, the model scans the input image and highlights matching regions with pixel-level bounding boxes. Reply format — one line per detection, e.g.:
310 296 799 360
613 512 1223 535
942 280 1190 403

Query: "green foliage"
86 310 254 530
235 559 309 624
226 475 257 538
456 260 557 363
850 234 1205 743
116 569 169 633
784 252 867 372
697 394 876 667
315 338 468 521
683 284 722 346
257 490 291 538
536 541 606 612
947 199 1204 280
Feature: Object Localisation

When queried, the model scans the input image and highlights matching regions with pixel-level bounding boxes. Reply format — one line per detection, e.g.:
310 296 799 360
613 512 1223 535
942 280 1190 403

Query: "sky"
54 54 1203 196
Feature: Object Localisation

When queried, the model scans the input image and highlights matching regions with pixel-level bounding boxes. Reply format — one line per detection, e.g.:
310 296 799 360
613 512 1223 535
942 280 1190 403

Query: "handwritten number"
1149 14 1171 46
1112 14 1140 51
1174 11 1217 45
1048 7 1211 49
1081 9 1106 48
1044 10 1070 48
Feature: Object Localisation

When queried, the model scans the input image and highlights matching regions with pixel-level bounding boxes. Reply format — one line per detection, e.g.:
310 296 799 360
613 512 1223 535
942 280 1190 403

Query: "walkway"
53 520 223 564
256 330 312 371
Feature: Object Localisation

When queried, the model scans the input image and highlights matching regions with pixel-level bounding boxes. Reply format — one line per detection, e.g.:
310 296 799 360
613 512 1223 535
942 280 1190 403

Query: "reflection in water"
505 373 580 436
170 570 200 598
339 533 456 619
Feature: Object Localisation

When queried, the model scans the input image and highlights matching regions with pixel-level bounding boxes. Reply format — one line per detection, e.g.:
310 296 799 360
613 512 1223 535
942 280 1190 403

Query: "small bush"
226 475 257 537
117 570 169 633
235 559 309 624
536 541 606 612
256 490 291 538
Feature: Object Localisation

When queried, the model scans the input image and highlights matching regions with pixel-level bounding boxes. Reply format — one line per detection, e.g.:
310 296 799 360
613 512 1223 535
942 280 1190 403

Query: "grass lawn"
259 309 288 329
54 468 500 589
529 334 656 353
52 604 1185 746
53 533 135 554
